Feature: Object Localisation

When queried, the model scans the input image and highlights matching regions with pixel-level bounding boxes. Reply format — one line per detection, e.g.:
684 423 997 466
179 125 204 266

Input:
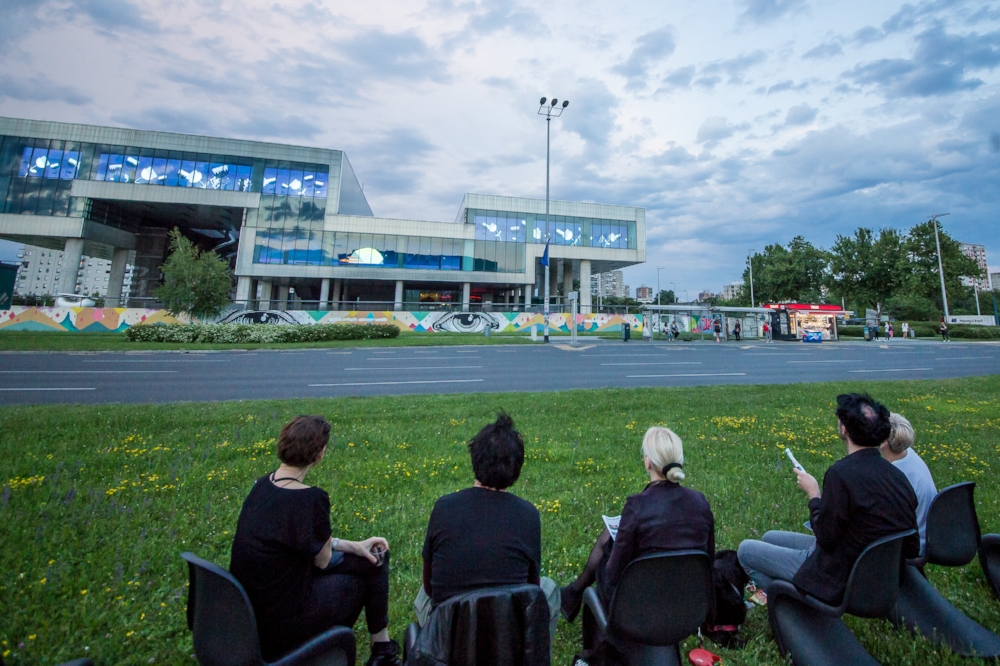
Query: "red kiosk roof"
763 303 848 313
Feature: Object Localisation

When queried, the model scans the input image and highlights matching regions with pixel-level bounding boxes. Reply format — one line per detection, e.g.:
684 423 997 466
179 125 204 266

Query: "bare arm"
314 536 390 569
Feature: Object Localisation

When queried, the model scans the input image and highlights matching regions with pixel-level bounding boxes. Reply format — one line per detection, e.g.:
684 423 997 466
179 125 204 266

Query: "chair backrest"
925 482 981 567
607 551 714 646
181 552 265 666
411 583 548 666
842 530 915 618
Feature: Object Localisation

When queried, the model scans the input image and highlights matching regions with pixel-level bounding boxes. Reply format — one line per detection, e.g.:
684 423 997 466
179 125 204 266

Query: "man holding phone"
737 393 919 604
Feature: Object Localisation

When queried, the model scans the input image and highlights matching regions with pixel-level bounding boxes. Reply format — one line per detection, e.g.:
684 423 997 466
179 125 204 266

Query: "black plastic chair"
767 530 914 666
181 552 356 666
887 483 1000 658
581 550 714 666
57 660 94 666
404 584 549 666
980 534 1000 601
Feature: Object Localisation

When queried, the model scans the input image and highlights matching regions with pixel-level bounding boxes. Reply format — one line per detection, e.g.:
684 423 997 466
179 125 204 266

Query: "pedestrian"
902 322 909 339
670 321 679 341
713 318 723 343
888 322 894 340
734 321 742 341
763 321 772 343
938 321 950 342
872 322 880 341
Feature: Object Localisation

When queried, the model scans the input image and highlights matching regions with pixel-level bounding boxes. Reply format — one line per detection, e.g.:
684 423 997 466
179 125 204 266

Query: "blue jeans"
737 531 816 590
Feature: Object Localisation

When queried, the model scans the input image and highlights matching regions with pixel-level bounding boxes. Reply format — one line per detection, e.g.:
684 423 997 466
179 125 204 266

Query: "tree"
896 220 981 315
826 227 904 312
742 236 829 304
154 228 233 319
657 289 676 304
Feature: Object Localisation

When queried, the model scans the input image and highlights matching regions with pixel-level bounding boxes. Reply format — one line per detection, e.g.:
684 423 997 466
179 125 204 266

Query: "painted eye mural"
430 312 504 333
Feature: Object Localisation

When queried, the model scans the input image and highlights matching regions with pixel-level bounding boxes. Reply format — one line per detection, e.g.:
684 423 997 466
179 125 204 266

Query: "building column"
319 278 330 311
462 282 471 312
105 248 131 307
563 260 574 301
276 284 289 309
549 262 559 307
58 238 85 295
523 285 531 308
249 279 259 309
259 280 273 310
235 276 252 308
580 260 592 314
331 279 342 309
394 280 404 311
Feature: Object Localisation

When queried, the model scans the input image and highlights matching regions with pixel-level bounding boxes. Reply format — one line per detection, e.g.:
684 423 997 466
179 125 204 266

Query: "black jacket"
605 481 715 590
793 447 919 604
406 584 550 666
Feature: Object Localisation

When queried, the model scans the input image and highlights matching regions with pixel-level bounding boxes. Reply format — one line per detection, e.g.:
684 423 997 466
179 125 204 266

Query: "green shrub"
123 323 400 344
949 326 1000 340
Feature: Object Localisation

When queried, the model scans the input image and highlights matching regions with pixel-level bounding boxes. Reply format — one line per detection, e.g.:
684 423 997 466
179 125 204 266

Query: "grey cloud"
231 113 323 142
347 128 436 196
785 103 818 125
465 0 545 36
701 50 768 84
560 78 620 152
482 76 517 89
0 74 92 105
339 29 449 83
653 145 696 166
736 0 809 25
69 0 163 35
852 25 885 45
655 51 766 95
766 79 808 94
611 26 677 91
694 76 723 89
660 66 696 89
697 117 737 143
842 25 1000 98
992 132 1000 152
802 41 843 59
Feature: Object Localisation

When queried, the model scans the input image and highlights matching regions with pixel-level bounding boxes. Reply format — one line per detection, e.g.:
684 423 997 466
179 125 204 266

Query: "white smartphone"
785 448 805 473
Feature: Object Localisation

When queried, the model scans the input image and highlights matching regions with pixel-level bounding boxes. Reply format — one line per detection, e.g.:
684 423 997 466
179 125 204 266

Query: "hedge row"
839 324 1000 339
123 323 400 344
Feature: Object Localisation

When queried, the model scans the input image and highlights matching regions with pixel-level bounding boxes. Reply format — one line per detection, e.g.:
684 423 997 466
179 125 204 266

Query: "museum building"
0 117 645 312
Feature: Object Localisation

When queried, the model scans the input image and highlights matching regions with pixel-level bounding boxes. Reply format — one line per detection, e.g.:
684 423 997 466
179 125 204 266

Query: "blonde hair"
887 413 915 455
641 426 685 482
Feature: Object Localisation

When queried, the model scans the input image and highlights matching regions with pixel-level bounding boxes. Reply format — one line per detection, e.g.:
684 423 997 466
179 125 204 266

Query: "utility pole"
538 96 569 343
931 213 951 320
657 266 665 305
747 249 758 307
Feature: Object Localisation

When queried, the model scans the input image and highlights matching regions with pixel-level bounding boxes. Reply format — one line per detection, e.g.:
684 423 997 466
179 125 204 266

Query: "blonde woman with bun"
559 426 716 622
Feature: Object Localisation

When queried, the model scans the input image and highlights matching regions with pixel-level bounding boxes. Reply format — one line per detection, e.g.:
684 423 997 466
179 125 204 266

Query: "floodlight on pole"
930 213 951 320
538 96 569 343
657 266 665 305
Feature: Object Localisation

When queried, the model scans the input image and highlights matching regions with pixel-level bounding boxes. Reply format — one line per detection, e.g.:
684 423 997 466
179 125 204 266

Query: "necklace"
271 469 306 486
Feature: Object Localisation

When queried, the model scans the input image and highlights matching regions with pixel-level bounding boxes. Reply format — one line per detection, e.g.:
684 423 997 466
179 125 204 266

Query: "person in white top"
880 413 937 555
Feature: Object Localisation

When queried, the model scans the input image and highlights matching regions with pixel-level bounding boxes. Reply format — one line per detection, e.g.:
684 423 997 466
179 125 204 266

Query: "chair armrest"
582 587 608 636
271 625 356 666
766 580 842 618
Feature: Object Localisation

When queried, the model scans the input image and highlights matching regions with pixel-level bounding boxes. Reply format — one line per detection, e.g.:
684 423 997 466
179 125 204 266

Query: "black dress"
230 475 390 660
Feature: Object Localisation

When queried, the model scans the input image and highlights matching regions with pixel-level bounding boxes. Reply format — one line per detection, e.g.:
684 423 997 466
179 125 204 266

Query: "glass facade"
253 230 525 273
467 208 636 249
0 134 333 220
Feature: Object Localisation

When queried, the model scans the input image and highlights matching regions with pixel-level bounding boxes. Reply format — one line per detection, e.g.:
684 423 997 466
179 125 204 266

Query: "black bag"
703 550 749 648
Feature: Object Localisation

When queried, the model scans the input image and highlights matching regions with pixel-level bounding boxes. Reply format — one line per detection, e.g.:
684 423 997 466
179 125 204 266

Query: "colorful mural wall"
0 307 190 333
0 307 641 334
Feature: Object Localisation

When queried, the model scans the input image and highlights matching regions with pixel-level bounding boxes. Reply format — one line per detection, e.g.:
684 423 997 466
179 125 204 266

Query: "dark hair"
468 411 524 490
835 393 891 448
277 415 331 467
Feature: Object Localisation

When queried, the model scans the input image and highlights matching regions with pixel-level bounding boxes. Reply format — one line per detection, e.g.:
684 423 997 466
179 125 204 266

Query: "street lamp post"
657 266 665 305
538 96 569 343
747 249 758 307
930 213 951 320
670 282 677 303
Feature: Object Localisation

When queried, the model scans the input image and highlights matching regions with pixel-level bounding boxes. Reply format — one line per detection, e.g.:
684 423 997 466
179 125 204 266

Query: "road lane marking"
341 365 483 371
0 387 96 391
934 357 993 360
554 344 596 351
81 359 228 363
309 379 484 387
602 362 702 366
0 370 178 374
326 352 352 355
627 373 747 378
787 360 860 363
848 368 932 373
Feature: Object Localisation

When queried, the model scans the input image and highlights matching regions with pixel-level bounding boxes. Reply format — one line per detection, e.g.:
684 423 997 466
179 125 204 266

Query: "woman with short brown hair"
230 415 400 665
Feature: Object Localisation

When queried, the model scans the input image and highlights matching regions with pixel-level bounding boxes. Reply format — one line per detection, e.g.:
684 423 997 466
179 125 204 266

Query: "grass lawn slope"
2 377 999 664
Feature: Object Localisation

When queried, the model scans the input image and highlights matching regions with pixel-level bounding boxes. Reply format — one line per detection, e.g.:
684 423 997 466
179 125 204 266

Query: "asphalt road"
1 339 998 405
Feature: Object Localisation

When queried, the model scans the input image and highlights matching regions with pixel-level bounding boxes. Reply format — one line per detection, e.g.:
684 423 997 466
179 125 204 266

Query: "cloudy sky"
2 0 999 295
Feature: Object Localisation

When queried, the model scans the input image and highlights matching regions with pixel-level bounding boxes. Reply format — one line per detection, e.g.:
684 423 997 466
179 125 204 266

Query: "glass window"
262 167 277 195
162 158 179 187
136 156 154 184
301 171 315 197
36 179 57 216
29 147 48 177
106 154 124 182
333 232 349 264
61 151 80 180
177 160 195 187
208 161 225 190
93 152 109 181
17 146 33 177
314 171 328 198
121 153 139 183
20 177 40 214
192 158 209 188
150 157 167 185
236 165 253 192
44 150 62 179
0 136 22 176
52 179 72 216
288 169 303 196
276 169 290 195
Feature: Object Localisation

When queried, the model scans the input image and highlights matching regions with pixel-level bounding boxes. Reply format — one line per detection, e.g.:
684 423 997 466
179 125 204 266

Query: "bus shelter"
640 304 773 341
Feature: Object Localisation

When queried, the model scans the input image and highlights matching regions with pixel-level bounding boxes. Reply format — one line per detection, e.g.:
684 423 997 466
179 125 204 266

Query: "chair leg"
769 594 880 666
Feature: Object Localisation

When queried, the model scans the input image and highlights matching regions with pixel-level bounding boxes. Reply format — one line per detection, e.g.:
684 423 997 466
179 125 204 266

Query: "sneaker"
366 639 401 666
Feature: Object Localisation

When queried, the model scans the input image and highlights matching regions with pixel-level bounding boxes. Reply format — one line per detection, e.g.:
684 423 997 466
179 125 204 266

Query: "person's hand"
355 536 389 565
795 468 820 500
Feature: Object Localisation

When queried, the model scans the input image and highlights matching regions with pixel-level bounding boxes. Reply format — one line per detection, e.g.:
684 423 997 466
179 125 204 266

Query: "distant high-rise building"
960 243 989 291
721 281 743 301
990 271 999 290
590 270 627 298
697 290 716 302
15 245 134 300
635 284 654 302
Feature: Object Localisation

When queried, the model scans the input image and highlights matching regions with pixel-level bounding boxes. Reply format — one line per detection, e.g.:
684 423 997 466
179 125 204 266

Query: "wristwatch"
332 537 339 551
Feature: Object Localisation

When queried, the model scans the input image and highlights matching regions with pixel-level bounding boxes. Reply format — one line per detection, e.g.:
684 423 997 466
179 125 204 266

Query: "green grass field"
3 377 999 664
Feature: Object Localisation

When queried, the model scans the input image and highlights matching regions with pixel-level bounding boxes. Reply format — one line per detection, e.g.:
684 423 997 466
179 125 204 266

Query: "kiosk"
762 303 850 341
